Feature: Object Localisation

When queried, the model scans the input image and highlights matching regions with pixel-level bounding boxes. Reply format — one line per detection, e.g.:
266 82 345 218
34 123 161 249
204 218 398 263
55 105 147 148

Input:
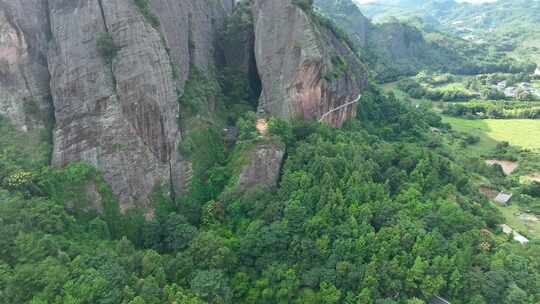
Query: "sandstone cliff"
0 0 367 213
0 0 51 132
0 0 233 213
253 0 367 127
149 0 233 92
47 0 180 212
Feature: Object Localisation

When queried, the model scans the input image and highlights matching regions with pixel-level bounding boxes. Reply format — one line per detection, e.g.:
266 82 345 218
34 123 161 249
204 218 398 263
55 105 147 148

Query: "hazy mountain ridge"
356 0 540 66
315 0 535 82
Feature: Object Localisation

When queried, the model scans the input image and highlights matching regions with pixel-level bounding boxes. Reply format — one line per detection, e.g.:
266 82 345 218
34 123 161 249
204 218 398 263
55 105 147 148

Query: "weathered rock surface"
148 0 233 92
222 0 256 74
253 0 367 127
237 142 285 189
0 0 235 212
147 0 234 195
48 0 177 212
0 0 51 132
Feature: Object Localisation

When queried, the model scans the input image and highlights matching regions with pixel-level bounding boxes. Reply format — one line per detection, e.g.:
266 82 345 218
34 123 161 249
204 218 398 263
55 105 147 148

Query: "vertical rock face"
147 0 234 197
148 0 232 92
102 0 179 163
253 0 367 127
48 0 177 212
222 1 255 75
0 0 51 132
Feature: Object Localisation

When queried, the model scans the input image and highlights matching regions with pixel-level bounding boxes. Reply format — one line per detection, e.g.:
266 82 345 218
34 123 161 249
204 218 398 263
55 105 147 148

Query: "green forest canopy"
0 87 539 304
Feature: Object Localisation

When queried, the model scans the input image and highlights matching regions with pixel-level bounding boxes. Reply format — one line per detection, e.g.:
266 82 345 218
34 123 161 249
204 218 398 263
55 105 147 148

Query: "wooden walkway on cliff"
319 94 362 123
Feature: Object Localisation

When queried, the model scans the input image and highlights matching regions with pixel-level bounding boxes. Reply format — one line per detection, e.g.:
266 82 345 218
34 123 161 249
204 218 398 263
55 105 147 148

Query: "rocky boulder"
237 142 285 189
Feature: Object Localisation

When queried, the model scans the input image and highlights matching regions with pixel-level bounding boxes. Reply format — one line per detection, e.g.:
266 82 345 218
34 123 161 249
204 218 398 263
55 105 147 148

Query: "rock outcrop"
237 142 285 189
47 0 233 212
253 0 367 127
369 21 426 63
0 0 51 132
222 0 256 74
147 0 235 196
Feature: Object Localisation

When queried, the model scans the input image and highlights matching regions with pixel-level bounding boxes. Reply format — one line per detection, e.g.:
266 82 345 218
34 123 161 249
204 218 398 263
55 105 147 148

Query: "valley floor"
441 116 540 156
442 115 540 239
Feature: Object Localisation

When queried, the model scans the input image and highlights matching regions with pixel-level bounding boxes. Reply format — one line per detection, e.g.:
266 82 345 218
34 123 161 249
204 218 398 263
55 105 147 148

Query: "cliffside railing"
319 94 362 123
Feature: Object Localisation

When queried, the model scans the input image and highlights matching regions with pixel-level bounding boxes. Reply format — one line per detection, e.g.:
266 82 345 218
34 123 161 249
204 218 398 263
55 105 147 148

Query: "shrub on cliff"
292 0 314 12
134 0 160 28
96 33 118 63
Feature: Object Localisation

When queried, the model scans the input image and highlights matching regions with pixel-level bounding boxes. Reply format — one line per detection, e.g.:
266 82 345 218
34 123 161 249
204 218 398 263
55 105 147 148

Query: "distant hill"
315 0 535 82
357 0 540 66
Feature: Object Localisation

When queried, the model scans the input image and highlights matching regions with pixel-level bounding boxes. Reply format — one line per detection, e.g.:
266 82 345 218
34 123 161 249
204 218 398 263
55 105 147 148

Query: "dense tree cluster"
444 101 540 119
396 78 477 102
1 88 539 304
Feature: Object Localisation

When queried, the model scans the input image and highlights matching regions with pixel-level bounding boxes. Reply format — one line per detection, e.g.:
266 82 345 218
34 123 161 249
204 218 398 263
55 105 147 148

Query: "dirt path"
485 160 519 175
523 173 540 183
256 118 268 136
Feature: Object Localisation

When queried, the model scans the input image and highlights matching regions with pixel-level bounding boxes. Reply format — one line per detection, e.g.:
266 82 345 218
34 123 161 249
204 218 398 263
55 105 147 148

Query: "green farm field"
442 116 540 156
443 116 540 239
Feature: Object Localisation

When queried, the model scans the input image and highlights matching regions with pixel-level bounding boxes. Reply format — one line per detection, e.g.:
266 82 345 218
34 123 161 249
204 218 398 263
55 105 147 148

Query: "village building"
503 86 517 98
518 82 530 89
494 192 513 206
501 224 529 245
494 80 540 98
430 127 441 134
496 80 507 90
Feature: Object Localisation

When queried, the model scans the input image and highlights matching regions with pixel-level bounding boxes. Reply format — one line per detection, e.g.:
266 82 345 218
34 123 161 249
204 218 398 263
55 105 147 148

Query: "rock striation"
148 0 233 92
0 0 51 132
47 0 179 212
